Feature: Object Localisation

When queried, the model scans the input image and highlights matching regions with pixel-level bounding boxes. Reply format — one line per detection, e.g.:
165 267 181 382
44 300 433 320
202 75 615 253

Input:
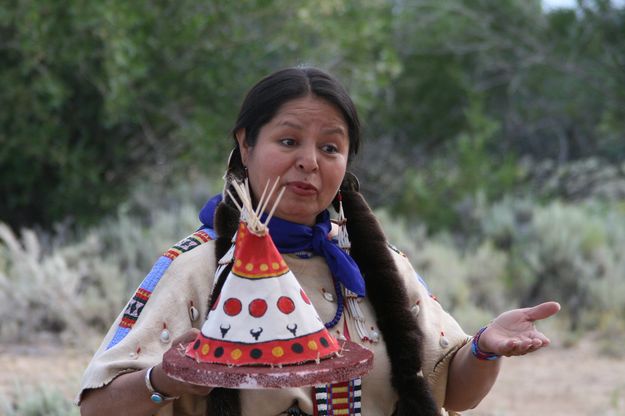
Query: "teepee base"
162 340 373 389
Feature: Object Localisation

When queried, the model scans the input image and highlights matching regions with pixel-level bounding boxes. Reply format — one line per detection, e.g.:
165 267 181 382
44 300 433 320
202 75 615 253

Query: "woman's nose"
296 147 319 172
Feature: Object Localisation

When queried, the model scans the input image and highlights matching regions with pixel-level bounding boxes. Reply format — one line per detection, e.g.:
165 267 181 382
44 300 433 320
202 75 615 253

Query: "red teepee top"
231 222 289 279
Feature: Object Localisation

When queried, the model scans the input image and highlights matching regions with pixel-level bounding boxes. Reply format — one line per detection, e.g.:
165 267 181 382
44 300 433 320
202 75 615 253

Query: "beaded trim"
106 229 213 349
313 378 362 416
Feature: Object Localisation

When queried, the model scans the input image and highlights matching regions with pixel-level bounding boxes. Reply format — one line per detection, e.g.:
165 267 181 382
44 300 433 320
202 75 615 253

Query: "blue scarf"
199 194 366 297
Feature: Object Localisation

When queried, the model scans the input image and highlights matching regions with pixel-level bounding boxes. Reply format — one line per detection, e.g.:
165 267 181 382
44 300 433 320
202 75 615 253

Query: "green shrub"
479 197 625 334
526 157 625 202
391 97 522 233
3 173 625 348
0 177 214 346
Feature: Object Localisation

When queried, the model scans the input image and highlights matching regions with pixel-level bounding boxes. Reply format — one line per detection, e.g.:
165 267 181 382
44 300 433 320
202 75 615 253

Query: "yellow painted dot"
235 259 242 267
272 262 280 270
272 346 284 357
260 263 269 272
201 344 210 355
245 263 254 272
231 349 242 360
308 341 318 350
280 260 287 267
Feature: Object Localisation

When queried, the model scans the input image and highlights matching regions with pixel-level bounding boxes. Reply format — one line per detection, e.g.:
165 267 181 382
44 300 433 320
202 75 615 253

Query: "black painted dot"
214 347 224 358
291 343 304 353
319 337 329 348
250 348 263 359
193 340 201 350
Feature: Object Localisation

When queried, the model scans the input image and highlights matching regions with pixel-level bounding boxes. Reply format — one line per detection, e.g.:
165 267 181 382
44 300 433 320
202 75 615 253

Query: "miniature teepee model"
163 179 373 388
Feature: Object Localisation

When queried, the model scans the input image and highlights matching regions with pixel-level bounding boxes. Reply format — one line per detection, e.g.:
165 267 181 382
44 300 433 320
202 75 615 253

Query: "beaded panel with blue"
106 228 214 349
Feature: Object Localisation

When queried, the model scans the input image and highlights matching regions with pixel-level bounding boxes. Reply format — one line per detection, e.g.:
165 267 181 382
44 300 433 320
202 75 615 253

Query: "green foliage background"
3 0 624 229
1 0 625 345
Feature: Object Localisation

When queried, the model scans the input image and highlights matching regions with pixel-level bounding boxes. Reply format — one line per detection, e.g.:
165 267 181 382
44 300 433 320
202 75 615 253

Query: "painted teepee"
163 179 373 388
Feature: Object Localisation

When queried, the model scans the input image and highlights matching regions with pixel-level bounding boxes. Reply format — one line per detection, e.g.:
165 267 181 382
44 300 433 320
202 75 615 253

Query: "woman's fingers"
498 333 550 356
525 301 561 322
172 328 200 346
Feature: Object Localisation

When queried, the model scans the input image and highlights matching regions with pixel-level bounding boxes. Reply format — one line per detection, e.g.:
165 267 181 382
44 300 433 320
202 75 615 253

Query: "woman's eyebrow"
277 120 303 130
321 126 347 136
276 119 346 136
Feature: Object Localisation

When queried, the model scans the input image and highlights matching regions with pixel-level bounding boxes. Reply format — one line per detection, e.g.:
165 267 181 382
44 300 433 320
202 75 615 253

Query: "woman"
78 67 560 416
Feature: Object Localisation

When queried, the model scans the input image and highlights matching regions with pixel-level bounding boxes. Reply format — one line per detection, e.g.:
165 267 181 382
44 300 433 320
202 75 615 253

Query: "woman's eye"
322 144 339 154
279 138 296 146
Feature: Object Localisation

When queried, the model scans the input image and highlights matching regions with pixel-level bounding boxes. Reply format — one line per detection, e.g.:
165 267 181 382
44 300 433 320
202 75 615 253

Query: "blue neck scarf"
199 194 366 297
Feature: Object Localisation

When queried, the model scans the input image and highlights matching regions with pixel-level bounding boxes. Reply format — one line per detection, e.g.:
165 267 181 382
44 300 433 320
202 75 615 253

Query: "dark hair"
230 67 360 170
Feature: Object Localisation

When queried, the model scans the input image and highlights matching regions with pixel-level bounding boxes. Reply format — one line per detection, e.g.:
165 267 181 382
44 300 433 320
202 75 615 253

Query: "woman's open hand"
478 301 561 357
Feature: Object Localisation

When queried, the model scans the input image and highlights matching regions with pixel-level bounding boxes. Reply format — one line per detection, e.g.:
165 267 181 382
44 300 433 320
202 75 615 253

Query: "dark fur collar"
342 191 438 416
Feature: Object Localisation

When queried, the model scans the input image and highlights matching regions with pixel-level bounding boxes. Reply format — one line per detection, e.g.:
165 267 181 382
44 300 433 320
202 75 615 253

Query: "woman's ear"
235 129 249 166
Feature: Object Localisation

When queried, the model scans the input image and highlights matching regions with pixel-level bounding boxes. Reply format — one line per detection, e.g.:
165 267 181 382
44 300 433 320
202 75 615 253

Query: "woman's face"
237 95 349 226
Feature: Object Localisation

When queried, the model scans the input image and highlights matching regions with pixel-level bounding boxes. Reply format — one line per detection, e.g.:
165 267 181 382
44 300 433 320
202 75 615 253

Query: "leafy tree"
2 0 624 230
392 97 521 233
0 0 395 228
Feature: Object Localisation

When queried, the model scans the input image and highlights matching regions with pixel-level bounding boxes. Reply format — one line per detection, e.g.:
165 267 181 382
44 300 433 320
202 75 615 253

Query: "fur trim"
206 388 241 416
209 202 240 310
342 190 439 416
207 200 242 416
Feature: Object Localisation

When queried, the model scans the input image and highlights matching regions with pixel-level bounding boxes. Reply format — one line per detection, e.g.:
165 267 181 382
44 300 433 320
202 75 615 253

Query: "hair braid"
340 189 439 416
205 190 242 416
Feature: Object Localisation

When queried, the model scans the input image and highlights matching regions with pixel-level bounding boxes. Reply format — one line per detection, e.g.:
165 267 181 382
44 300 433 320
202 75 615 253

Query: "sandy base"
163 340 373 388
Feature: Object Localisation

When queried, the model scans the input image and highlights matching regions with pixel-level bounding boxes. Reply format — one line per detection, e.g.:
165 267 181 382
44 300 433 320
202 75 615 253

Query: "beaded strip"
313 378 362 416
106 229 213 349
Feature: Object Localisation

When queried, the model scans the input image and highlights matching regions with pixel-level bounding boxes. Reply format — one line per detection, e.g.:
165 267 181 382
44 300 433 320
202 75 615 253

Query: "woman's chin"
273 206 318 226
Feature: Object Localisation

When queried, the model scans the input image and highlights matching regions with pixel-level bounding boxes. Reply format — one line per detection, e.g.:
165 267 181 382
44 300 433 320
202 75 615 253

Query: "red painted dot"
300 289 311 305
223 298 242 316
248 298 268 318
277 296 295 314
211 294 221 310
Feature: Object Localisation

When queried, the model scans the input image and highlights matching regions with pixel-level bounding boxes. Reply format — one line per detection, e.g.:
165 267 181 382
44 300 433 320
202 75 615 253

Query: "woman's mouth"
287 181 318 196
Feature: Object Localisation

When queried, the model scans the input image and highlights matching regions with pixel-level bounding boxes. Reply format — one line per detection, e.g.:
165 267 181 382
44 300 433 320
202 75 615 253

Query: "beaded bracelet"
471 326 501 361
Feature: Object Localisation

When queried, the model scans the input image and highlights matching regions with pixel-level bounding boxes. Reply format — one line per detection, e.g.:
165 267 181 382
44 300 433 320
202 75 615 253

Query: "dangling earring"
335 190 378 343
336 191 351 253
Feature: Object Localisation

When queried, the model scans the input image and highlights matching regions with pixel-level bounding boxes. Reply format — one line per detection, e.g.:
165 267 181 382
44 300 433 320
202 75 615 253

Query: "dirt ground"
463 338 625 416
1 338 624 415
